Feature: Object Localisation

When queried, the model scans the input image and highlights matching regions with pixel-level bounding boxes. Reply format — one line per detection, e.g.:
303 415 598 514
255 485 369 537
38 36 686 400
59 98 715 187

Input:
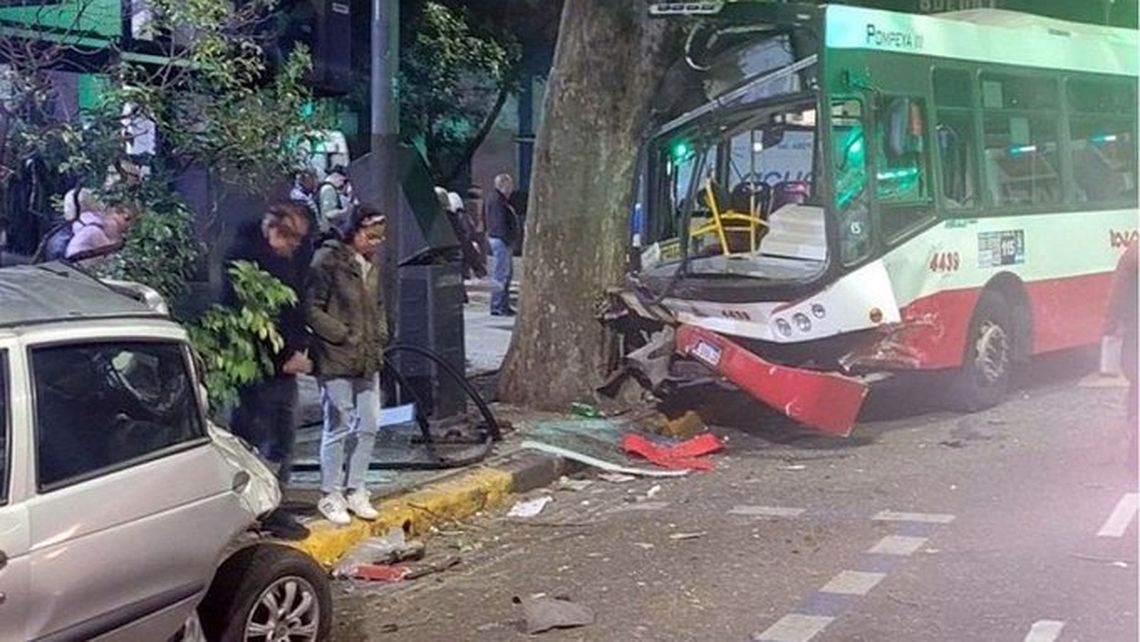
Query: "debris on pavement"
633 542 655 550
621 433 724 471
404 555 462 580
556 476 594 492
599 472 637 483
521 419 690 477
645 484 662 499
644 410 708 439
507 496 554 518
351 564 409 582
513 595 595 634
332 528 424 578
668 531 706 541
571 402 605 418
522 439 690 477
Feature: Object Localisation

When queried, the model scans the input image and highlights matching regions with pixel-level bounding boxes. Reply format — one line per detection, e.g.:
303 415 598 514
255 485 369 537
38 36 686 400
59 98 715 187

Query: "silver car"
0 263 332 641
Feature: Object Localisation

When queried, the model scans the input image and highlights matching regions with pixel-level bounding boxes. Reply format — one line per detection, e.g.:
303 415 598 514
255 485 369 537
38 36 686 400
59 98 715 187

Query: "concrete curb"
292 450 571 568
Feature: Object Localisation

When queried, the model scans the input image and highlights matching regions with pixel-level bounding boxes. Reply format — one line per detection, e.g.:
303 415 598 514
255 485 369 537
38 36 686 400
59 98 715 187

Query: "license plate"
693 340 722 367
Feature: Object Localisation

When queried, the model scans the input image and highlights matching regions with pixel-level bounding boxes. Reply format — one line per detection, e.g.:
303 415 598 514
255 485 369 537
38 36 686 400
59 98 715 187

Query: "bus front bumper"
675 324 870 437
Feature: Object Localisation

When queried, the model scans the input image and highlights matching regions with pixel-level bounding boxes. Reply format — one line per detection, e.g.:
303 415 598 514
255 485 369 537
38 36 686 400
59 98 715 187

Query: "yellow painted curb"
293 467 515 567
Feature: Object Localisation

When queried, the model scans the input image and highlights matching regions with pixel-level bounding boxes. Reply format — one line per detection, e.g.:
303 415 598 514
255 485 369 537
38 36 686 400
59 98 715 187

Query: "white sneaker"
318 492 352 526
346 489 379 521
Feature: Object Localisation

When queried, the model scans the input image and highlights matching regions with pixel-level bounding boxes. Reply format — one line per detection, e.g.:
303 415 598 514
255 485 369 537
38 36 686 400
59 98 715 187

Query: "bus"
619 3 1138 433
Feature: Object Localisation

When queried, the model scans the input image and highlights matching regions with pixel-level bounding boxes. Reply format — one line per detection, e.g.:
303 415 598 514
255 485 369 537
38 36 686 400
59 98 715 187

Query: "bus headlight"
776 318 793 337
811 303 826 319
793 313 812 332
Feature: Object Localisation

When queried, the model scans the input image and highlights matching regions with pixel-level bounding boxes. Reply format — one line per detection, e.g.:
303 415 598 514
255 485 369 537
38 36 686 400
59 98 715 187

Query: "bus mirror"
762 126 785 149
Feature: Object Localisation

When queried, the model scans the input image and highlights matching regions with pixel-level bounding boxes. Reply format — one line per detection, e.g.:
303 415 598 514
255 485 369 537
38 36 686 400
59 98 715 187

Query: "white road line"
1024 619 1065 642
729 505 807 518
818 570 887 596
867 535 928 556
872 510 956 524
1097 493 1139 538
754 614 834 642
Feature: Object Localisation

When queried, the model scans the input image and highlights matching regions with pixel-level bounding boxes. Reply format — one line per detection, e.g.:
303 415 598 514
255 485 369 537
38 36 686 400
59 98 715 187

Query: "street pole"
371 0 400 331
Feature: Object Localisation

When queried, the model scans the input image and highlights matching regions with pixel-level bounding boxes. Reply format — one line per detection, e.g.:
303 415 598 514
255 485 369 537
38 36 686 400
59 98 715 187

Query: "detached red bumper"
675 324 869 437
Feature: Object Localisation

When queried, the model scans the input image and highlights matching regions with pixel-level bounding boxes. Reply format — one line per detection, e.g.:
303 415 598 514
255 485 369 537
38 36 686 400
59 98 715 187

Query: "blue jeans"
489 236 513 313
319 375 381 494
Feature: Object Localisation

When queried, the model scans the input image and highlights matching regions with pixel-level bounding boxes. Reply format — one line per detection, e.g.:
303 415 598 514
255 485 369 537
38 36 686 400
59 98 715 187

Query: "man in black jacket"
225 202 313 485
483 173 518 316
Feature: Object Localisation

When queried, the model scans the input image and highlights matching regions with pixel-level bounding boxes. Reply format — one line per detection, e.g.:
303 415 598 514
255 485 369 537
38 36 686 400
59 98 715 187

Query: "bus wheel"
948 290 1013 412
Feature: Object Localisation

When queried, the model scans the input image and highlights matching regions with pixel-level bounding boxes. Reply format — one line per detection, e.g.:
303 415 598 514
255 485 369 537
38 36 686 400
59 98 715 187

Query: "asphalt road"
331 349 1138 641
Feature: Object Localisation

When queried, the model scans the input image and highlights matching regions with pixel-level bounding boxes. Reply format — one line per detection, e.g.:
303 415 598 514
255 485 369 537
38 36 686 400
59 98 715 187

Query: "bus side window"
875 95 933 240
933 68 978 210
936 112 978 209
1067 78 1137 205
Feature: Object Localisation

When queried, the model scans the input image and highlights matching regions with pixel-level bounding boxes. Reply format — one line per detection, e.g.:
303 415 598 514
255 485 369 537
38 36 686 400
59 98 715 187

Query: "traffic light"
271 0 352 96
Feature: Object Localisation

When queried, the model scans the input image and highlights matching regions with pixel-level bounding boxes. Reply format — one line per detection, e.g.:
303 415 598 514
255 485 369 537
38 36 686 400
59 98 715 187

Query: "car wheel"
947 290 1013 412
199 545 332 642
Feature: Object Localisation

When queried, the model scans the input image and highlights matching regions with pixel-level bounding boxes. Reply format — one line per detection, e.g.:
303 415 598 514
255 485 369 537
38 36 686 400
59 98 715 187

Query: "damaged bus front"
617 4 1138 435
618 4 884 436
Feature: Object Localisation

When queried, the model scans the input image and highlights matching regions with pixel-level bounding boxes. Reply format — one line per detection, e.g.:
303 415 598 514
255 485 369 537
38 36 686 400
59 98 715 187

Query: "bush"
187 260 297 412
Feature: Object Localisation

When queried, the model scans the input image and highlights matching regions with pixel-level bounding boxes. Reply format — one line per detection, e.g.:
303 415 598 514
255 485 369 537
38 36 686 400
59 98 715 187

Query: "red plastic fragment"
352 564 409 582
621 433 724 471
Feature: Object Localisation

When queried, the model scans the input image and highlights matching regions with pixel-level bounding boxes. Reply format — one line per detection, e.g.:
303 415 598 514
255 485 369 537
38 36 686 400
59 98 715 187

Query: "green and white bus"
623 2 1137 423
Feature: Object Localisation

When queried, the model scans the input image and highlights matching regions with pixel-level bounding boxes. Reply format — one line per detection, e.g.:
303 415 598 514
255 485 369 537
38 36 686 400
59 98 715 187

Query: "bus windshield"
644 97 827 283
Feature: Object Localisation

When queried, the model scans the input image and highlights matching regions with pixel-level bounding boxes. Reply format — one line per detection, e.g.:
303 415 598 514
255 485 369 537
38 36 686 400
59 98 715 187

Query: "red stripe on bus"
898 271 1114 369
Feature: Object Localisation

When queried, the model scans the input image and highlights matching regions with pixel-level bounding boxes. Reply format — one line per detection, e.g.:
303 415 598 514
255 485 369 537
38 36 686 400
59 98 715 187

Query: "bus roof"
825 5 1138 77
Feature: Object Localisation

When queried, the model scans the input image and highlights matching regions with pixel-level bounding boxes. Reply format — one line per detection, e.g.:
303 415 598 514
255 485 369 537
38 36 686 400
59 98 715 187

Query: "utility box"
396 262 466 419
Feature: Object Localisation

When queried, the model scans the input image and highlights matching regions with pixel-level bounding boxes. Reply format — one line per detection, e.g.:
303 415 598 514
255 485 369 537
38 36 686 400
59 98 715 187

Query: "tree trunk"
499 0 675 409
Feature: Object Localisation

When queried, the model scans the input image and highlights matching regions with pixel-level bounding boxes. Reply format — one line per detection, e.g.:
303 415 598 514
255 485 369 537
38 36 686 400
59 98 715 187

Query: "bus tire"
947 289 1013 412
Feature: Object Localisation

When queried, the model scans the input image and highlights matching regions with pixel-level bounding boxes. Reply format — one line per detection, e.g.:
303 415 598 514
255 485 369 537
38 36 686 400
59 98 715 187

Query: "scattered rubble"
507 496 554 518
513 595 595 634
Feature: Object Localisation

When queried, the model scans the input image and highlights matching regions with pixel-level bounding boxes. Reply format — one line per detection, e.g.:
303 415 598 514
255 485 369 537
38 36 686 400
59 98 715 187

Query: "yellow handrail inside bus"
691 178 768 256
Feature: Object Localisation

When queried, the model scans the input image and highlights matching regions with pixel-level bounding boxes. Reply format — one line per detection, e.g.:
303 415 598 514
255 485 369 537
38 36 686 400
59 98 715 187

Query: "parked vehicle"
0 262 332 641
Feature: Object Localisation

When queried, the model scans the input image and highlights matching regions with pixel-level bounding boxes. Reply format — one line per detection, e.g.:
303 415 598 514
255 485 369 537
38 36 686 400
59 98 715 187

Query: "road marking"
867 535 928 556
1097 493 1138 537
872 510 955 524
754 614 834 642
1024 619 1065 642
818 571 887 596
729 505 806 518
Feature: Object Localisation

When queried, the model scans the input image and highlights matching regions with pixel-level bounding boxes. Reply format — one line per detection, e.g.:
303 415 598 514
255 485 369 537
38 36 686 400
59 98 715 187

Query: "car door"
22 338 256 641
0 346 32 641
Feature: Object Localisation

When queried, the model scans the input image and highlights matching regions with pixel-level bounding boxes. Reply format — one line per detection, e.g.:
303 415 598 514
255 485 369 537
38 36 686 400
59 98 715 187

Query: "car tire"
947 289 1013 413
198 545 332 642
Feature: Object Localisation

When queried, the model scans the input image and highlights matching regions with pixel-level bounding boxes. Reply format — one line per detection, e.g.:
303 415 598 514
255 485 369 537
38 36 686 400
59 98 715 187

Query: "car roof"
0 262 166 329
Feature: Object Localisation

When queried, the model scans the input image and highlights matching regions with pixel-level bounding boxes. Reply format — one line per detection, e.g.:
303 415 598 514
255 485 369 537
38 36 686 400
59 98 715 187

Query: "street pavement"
330 348 1138 641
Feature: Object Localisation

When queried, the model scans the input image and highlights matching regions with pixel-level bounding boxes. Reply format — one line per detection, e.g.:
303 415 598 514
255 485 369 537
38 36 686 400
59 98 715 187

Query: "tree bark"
499 0 675 409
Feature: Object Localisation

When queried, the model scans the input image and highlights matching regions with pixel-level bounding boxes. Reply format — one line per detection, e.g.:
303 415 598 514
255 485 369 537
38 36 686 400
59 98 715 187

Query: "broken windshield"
645 98 827 282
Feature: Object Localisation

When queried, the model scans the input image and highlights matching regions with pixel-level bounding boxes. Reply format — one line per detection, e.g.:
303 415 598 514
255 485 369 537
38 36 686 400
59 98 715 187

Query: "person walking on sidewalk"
226 203 313 486
306 205 389 525
1106 240 1138 471
484 173 518 316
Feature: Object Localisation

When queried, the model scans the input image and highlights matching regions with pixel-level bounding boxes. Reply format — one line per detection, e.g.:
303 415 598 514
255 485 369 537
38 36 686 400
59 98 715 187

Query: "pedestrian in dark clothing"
1106 240 1138 470
306 205 389 526
226 202 313 486
483 173 518 316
